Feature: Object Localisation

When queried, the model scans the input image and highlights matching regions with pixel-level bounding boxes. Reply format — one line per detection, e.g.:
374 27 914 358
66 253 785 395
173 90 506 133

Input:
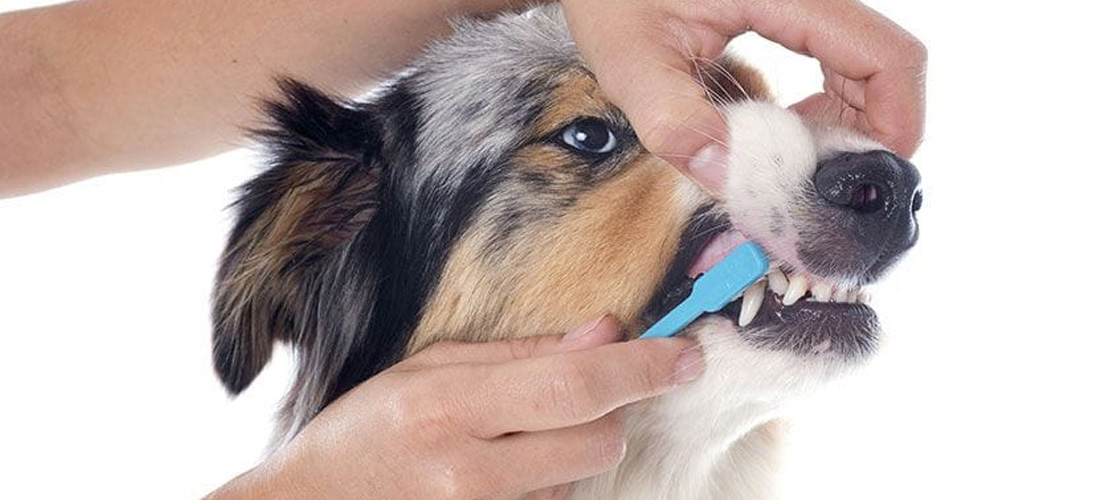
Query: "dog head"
212 6 921 446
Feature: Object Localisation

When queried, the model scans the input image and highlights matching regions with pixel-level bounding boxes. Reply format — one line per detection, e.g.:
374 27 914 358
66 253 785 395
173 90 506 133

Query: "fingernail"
672 345 705 385
686 143 728 193
562 315 609 343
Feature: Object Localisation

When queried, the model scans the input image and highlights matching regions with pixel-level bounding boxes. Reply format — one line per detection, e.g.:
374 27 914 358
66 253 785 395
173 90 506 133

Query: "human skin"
0 0 925 497
560 0 926 191
205 317 704 500
0 0 924 197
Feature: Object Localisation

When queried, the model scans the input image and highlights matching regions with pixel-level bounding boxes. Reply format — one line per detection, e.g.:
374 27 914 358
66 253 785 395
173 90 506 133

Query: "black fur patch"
213 75 540 427
641 206 728 326
214 80 384 395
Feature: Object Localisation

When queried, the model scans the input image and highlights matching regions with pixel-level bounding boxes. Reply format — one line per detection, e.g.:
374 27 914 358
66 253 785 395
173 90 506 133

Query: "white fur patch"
572 101 883 499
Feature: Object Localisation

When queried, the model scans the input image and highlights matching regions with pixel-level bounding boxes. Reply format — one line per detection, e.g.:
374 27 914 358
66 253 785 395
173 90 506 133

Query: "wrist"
204 443 316 500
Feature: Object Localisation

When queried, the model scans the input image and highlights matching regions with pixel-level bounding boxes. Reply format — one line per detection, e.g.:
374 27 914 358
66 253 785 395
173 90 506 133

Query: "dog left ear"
212 80 383 394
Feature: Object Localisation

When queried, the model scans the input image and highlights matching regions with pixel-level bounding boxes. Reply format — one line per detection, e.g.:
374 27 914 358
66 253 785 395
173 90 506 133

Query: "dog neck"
571 382 788 500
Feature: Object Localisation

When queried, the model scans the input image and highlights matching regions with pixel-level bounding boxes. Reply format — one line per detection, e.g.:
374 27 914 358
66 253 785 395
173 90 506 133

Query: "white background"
2 0 1098 498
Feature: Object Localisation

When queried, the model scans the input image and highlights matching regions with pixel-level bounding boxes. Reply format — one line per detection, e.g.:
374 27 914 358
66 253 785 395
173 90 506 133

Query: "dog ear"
212 80 383 394
697 55 774 105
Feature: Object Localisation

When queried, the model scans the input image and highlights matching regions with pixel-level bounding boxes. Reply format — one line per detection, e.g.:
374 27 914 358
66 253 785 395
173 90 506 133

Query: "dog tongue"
687 230 749 278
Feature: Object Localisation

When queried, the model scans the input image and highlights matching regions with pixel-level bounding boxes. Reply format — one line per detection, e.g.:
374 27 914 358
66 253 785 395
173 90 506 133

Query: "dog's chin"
642 212 880 365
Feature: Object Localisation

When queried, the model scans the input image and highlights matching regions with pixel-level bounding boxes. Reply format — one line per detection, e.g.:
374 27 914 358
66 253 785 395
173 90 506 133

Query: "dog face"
212 5 921 454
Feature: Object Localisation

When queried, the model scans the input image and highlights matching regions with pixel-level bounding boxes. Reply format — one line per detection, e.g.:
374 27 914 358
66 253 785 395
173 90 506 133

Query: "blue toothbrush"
639 241 769 339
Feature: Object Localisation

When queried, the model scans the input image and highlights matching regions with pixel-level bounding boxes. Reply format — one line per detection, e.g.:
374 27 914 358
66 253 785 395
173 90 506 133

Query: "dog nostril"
912 190 923 213
850 183 885 213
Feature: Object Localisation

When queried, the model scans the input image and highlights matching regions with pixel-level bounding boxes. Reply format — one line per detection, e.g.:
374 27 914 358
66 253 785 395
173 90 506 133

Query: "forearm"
0 0 522 197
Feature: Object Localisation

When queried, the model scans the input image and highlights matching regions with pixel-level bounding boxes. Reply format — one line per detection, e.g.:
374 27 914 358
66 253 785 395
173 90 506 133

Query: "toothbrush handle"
692 242 769 313
638 297 704 339
637 242 769 339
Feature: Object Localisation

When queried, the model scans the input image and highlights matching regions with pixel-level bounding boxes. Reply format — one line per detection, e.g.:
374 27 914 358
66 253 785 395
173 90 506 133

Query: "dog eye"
561 118 617 154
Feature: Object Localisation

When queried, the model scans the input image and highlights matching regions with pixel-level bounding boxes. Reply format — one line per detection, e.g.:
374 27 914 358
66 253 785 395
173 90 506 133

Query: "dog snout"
812 150 921 272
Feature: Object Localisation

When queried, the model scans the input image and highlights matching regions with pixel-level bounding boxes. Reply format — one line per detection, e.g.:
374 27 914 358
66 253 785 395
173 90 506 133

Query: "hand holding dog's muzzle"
207 316 704 500
560 0 927 194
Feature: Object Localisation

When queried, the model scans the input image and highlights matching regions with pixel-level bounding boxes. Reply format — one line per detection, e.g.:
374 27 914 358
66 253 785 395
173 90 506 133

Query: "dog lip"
723 293 880 360
642 208 879 358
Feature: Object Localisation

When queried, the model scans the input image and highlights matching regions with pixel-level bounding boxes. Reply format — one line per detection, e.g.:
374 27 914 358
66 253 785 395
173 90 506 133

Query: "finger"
563 5 731 193
790 92 872 133
732 0 927 156
523 484 573 500
397 316 622 371
490 410 625 497
471 338 704 437
822 67 868 111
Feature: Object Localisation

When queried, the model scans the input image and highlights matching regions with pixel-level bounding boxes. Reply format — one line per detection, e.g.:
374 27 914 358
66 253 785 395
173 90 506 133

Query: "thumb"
563 7 730 194
626 66 729 194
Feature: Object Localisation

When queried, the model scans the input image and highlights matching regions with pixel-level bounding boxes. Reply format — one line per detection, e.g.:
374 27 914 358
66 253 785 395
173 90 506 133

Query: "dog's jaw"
212 7 920 497
574 102 895 500
571 315 843 500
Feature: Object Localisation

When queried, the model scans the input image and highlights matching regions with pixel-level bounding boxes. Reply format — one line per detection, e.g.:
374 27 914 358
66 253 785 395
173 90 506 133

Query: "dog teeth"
763 268 868 307
783 275 809 306
766 271 789 294
810 282 833 302
738 281 766 327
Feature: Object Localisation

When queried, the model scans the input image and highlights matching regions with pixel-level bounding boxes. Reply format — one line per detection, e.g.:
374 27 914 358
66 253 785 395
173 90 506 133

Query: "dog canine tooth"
767 270 789 295
857 289 872 304
783 275 809 305
739 281 767 327
206 6 918 500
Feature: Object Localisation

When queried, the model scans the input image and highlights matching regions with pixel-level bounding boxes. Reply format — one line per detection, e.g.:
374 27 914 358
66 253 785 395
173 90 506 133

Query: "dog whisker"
213 7 919 498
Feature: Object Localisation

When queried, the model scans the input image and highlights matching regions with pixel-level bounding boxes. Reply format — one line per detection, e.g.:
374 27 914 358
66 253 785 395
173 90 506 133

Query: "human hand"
207 316 703 500
560 0 927 192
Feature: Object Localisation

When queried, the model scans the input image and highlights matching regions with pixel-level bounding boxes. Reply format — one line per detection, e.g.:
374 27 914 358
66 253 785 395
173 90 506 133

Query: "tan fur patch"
408 156 703 354
534 69 612 136
727 59 772 102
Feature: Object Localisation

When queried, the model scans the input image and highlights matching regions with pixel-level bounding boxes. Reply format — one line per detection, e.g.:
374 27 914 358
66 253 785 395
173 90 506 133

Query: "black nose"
813 150 921 271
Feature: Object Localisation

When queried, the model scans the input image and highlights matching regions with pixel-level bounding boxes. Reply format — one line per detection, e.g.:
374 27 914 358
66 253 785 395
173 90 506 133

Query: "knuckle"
550 359 601 422
895 32 928 66
415 430 488 498
507 335 544 360
370 377 419 430
630 342 675 393
378 374 463 440
444 458 509 500
906 37 928 64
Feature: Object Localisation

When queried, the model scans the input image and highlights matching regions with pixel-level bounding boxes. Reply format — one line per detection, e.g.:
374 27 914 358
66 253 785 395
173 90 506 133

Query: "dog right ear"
212 80 383 394
697 55 774 105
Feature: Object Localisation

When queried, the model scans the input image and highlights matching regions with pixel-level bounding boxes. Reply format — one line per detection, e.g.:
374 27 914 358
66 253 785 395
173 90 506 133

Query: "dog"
211 5 921 499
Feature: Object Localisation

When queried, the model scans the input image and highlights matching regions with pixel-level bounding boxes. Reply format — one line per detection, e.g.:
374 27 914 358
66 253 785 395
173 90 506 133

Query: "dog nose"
813 150 921 263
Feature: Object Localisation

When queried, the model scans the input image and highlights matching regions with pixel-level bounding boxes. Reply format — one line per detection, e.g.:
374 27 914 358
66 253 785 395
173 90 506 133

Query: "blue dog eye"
562 118 617 154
